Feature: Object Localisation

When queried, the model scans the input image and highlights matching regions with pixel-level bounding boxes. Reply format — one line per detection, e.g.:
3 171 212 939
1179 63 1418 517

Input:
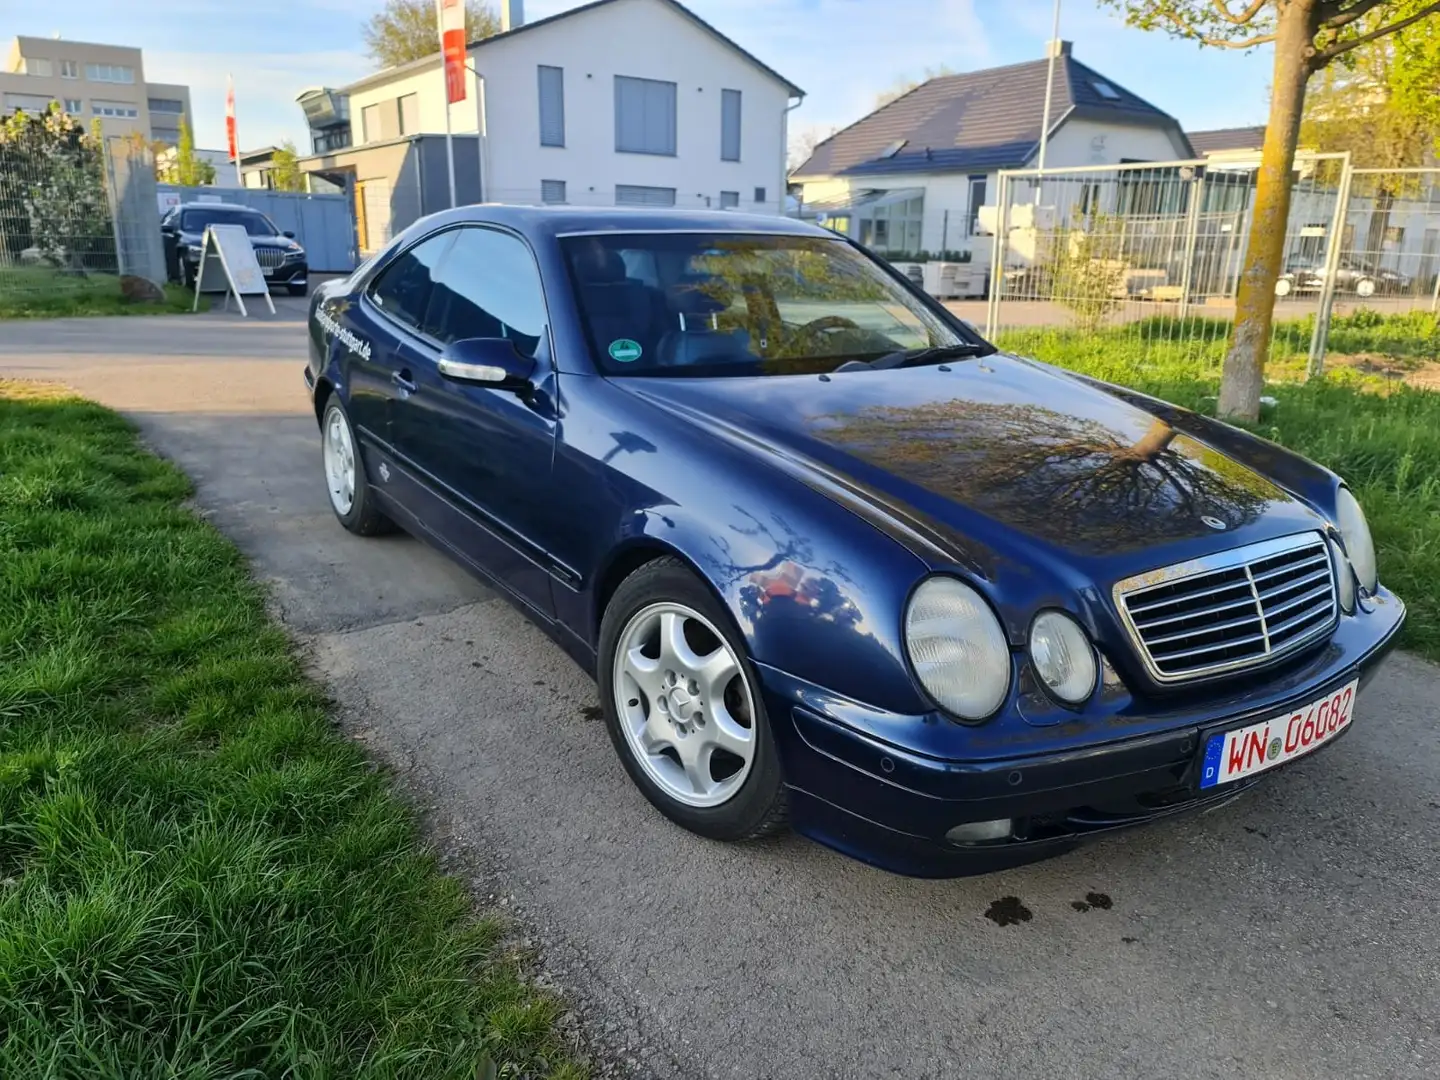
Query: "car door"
344 230 455 467
390 225 559 618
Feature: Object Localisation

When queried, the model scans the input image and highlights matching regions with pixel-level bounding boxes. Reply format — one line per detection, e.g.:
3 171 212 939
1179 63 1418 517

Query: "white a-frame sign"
193 223 275 316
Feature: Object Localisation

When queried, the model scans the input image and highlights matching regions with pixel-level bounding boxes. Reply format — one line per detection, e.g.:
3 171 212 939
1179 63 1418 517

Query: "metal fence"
0 119 173 300
979 154 1379 372
0 120 119 297
978 155 1440 376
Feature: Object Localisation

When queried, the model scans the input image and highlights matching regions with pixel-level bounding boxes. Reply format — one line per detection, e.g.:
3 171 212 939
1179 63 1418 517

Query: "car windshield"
560 232 973 377
180 208 278 237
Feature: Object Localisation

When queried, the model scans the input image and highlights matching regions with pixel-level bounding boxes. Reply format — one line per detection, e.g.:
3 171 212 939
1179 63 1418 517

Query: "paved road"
4 307 1438 1080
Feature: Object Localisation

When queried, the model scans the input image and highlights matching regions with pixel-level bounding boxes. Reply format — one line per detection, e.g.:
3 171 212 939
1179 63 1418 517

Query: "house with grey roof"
789 42 1190 265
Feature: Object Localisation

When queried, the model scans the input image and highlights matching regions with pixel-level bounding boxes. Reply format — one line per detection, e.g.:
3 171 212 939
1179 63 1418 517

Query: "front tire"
287 282 309 297
320 396 394 536
598 557 787 842
1355 277 1376 298
1274 277 1293 297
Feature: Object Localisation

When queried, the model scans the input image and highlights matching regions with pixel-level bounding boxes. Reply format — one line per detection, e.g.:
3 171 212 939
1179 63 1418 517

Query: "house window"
398 93 419 136
754 186 766 205
4 92 53 114
721 89 741 161
719 191 739 209
541 179 567 204
148 98 184 114
64 98 82 115
86 63 135 84
615 76 676 156
20 57 53 77
539 65 565 147
92 100 139 118
615 184 676 207
1384 226 1405 245
967 174 987 236
361 103 379 144
60 59 78 79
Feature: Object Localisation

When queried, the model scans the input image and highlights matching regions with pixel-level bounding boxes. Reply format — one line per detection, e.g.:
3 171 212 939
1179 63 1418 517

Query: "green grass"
0 383 584 1079
997 310 1440 662
0 269 200 319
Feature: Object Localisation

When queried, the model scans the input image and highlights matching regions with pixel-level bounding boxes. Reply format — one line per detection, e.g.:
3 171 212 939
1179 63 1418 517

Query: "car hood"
624 355 1326 570
178 230 297 249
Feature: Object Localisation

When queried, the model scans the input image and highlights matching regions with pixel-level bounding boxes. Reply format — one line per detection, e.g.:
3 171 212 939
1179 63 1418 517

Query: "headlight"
1335 487 1377 592
1028 611 1097 704
1328 535 1356 614
904 577 1010 721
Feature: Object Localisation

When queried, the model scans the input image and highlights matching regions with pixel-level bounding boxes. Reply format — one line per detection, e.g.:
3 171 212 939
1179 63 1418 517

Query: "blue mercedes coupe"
304 206 1404 877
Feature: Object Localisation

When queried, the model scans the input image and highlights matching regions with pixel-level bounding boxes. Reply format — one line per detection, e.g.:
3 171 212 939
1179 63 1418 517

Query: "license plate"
262 266 276 277
1199 680 1358 789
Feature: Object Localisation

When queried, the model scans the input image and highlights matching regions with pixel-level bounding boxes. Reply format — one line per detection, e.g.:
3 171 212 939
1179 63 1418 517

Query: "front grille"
1114 532 1338 683
254 247 285 269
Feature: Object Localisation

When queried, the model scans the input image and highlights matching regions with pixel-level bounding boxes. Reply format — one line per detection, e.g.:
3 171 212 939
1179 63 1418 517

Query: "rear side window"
366 232 455 334
424 227 547 357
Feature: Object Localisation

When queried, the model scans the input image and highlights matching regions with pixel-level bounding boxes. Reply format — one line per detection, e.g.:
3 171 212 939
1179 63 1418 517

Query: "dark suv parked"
161 202 309 297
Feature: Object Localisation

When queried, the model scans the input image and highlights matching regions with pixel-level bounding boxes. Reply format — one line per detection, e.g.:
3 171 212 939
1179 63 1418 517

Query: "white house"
790 42 1191 268
302 0 801 250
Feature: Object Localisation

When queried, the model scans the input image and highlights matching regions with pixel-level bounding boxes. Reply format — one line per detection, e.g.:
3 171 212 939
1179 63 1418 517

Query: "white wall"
346 0 792 213
474 0 790 212
1035 117 1191 168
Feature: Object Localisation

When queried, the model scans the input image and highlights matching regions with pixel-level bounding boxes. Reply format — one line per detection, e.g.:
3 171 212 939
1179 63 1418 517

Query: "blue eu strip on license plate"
1198 680 1358 790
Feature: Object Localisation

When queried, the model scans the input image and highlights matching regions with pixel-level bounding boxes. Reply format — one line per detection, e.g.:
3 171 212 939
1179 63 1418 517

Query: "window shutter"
539 66 565 147
721 90 741 161
615 76 676 155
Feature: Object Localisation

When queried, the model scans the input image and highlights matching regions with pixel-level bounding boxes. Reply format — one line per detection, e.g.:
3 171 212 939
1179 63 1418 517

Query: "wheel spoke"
694 647 739 706
706 709 753 762
678 740 715 798
656 611 702 672
623 645 666 703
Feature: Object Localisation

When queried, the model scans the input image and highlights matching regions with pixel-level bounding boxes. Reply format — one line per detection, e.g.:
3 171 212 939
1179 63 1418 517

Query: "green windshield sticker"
608 338 643 363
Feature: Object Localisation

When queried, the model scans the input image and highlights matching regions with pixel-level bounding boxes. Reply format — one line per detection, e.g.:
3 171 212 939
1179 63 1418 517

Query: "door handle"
392 369 417 394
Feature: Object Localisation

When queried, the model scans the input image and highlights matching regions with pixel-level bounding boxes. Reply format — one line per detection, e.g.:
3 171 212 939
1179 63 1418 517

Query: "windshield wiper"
832 342 994 374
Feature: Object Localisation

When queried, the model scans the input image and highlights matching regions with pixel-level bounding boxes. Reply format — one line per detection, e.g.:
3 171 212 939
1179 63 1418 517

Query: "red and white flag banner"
438 0 467 104
225 75 238 161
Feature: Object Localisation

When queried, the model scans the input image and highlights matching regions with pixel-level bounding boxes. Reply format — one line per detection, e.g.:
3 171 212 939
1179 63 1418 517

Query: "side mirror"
282 230 296 239
437 337 536 393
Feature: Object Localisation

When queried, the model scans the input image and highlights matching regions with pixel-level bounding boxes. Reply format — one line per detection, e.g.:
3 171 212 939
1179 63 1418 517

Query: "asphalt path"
3 304 1437 1080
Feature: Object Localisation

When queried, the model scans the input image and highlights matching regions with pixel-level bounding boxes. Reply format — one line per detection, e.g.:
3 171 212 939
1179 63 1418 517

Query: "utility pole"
1035 0 1062 204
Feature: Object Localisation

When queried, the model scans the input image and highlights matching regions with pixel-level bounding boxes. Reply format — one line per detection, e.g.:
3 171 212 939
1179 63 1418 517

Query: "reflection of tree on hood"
814 399 1277 548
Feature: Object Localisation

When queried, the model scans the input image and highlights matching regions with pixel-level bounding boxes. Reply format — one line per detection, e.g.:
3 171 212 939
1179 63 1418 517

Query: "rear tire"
598 557 787 842
1355 277 1376 298
1274 277 1293 297
320 396 394 536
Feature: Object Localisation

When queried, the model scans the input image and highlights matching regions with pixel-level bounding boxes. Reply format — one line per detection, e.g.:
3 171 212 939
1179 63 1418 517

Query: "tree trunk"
1218 0 1318 423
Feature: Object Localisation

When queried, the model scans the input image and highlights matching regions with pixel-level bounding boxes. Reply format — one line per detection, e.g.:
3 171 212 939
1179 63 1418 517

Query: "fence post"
985 171 1010 338
1177 169 1204 321
1307 152 1353 380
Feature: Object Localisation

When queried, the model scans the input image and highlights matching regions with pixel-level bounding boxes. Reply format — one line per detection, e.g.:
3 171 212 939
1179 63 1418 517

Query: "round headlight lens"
1328 535 1356 614
1336 487 1377 592
1029 611 1098 704
904 577 1010 721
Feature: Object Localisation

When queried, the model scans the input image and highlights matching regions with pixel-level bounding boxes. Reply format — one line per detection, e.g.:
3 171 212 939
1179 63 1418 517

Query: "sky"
1 0 1278 154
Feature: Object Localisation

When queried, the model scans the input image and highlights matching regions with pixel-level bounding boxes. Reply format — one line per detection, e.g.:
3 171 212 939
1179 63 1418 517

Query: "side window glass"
366 232 454 333
425 228 547 357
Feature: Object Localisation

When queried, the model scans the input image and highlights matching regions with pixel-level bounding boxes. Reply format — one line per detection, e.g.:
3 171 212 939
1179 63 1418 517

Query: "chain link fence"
977 154 1440 380
0 113 119 298
0 109 168 303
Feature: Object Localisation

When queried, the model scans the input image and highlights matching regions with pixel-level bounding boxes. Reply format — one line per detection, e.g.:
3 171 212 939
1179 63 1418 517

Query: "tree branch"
1311 1 1440 66
1160 9 1277 47
1211 0 1269 25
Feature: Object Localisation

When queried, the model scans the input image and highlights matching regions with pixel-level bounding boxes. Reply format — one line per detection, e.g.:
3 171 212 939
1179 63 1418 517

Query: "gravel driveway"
4 306 1437 1080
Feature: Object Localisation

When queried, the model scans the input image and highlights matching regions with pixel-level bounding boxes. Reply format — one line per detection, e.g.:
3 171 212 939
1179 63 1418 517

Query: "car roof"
407 204 835 241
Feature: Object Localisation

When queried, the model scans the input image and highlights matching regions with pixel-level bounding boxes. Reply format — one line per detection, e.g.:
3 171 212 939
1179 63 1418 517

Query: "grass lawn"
998 309 1440 663
0 269 199 319
0 382 583 1078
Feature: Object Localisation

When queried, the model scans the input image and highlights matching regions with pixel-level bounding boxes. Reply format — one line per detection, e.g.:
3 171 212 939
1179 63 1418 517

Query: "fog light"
945 819 1012 845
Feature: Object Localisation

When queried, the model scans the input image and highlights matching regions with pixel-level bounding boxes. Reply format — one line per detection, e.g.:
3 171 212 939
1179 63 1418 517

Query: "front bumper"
761 589 1406 877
